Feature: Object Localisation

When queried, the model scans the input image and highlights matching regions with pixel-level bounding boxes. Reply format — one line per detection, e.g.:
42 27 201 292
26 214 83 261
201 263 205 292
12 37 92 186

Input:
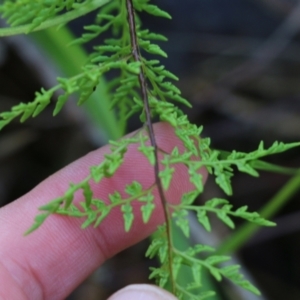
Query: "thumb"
108 284 178 300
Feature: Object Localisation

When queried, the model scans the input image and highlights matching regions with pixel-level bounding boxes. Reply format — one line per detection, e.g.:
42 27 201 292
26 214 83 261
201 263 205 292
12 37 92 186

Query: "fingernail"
108 284 178 300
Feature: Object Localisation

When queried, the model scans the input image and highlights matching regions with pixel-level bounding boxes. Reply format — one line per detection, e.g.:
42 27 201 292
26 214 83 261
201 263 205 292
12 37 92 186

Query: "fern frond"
0 88 54 130
2 0 298 299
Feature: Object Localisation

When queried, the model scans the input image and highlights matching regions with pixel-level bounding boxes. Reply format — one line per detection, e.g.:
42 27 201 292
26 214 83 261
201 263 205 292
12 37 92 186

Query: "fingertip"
108 284 178 300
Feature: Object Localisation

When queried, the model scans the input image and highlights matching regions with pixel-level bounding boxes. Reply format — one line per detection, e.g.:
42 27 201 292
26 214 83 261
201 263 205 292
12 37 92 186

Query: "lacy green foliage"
0 0 104 33
43 179 155 231
1 0 300 299
147 226 260 299
0 0 71 29
0 61 114 130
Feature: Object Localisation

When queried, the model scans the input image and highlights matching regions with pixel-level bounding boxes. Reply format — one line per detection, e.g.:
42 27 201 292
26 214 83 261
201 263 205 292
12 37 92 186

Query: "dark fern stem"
125 0 175 292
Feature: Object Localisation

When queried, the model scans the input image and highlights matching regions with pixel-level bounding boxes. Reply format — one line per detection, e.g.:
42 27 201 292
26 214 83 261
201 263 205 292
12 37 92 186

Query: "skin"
0 122 207 300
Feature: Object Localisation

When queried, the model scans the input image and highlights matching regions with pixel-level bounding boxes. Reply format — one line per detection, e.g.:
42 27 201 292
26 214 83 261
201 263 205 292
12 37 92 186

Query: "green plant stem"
31 26 122 141
0 0 111 37
217 174 300 255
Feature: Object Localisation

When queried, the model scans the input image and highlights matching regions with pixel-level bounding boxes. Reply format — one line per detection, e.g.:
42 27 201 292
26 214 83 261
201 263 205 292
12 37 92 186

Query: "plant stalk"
125 0 175 292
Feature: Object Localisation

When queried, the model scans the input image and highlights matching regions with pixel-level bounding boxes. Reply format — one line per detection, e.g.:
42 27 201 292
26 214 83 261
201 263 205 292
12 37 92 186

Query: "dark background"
1 0 300 299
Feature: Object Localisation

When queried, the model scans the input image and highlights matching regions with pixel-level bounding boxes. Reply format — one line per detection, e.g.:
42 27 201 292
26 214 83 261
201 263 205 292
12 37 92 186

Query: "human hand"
0 123 207 300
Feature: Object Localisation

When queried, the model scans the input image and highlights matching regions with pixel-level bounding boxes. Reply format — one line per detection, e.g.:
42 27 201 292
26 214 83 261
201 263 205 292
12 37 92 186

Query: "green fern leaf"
141 202 155 223
159 165 175 190
197 210 211 232
125 181 143 196
94 207 111 227
173 209 190 237
81 211 97 229
141 4 171 19
121 202 134 232
82 182 93 208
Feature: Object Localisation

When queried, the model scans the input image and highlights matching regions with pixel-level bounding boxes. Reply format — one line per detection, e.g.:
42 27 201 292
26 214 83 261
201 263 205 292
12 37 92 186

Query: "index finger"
0 122 207 300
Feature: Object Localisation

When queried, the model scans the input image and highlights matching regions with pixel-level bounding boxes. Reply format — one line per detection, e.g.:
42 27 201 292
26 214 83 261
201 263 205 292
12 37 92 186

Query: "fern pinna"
0 0 299 299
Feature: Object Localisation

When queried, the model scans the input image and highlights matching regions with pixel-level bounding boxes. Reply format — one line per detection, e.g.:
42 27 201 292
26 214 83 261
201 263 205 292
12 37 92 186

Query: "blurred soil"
1 0 300 299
